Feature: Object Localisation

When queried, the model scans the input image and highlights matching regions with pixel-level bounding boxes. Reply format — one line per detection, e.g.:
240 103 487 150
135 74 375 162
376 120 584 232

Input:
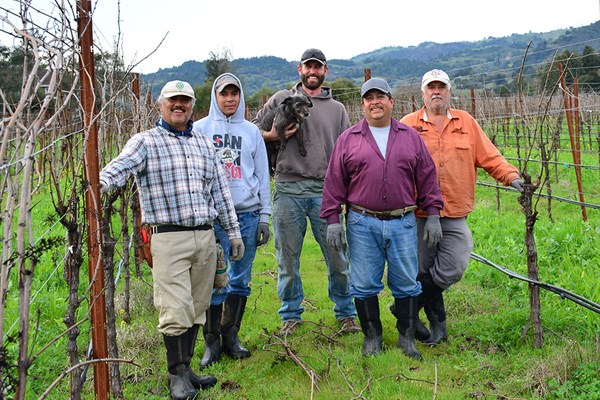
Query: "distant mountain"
141 21 600 97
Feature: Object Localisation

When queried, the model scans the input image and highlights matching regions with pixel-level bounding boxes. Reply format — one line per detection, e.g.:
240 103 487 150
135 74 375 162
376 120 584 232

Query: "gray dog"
260 93 312 175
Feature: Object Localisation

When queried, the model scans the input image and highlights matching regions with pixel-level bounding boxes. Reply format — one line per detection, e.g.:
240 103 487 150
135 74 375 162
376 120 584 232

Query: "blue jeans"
272 191 356 322
211 211 259 305
346 209 422 299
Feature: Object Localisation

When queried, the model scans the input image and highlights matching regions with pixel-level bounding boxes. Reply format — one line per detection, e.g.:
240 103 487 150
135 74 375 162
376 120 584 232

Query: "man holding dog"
100 80 244 399
320 78 443 359
193 73 271 368
398 69 524 345
253 48 360 336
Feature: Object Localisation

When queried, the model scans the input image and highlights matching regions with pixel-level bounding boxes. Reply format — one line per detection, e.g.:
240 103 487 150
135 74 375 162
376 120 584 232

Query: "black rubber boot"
418 272 447 345
221 294 251 359
187 324 217 390
394 297 422 360
423 294 447 345
201 304 223 368
389 302 430 342
163 331 197 400
355 297 383 356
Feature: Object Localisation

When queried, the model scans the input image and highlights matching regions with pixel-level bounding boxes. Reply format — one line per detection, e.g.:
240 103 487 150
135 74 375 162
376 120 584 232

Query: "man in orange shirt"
399 69 524 344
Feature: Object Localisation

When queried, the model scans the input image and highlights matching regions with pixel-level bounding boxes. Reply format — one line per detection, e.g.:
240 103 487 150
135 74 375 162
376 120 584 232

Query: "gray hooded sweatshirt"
193 73 271 224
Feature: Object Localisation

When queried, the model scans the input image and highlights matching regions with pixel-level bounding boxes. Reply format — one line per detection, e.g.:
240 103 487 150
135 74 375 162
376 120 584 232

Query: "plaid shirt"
100 125 241 239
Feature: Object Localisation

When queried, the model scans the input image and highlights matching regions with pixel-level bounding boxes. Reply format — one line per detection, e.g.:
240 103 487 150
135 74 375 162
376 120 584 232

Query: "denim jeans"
346 209 422 299
211 211 259 305
272 191 356 322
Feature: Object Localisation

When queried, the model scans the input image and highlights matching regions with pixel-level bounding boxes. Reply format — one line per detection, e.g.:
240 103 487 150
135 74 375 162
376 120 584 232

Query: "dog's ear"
281 96 293 106
298 93 312 108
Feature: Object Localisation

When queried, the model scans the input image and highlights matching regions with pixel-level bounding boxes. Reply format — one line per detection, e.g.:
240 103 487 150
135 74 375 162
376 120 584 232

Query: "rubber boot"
163 331 197 400
418 271 447 345
394 297 422 360
389 302 430 342
221 294 251 359
354 297 383 356
187 324 217 390
201 304 223 368
423 293 447 345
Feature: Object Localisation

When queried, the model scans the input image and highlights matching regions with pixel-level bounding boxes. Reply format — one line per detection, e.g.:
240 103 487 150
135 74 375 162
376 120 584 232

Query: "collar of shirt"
422 109 453 122
156 118 194 137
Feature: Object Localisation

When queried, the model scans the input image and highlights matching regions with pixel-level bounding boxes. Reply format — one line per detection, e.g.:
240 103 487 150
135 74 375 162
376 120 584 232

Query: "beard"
301 73 325 90
428 97 450 114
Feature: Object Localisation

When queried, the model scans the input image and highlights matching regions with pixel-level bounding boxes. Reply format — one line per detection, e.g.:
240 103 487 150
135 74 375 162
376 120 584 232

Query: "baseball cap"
215 74 240 93
160 80 195 99
421 69 451 91
361 78 392 97
300 48 327 65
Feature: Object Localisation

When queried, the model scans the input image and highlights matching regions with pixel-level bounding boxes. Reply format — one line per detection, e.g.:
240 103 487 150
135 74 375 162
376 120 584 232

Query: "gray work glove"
326 223 346 252
511 178 524 193
213 242 228 288
99 180 108 195
423 215 443 248
256 222 270 246
229 238 245 261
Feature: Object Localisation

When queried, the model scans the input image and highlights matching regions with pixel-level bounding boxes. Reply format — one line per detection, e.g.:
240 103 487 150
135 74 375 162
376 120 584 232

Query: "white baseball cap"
421 69 451 91
160 80 195 99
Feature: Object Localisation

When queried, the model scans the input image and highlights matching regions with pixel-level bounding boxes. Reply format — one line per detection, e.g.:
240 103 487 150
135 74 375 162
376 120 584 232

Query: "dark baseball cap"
300 48 326 65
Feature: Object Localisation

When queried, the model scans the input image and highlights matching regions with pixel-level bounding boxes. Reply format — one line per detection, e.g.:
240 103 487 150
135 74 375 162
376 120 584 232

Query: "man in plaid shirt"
100 80 244 400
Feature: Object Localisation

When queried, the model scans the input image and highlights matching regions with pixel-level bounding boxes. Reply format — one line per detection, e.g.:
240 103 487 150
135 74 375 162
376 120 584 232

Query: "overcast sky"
2 0 599 74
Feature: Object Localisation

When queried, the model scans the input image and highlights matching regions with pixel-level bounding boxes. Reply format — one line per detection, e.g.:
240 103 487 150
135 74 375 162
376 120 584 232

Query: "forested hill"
141 21 600 97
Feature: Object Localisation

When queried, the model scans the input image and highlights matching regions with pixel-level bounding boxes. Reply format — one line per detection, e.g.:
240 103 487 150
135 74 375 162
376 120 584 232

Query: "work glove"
229 238 245 261
213 242 228 288
511 178 524 193
423 215 443 248
326 223 346 252
99 180 108 195
256 222 270 246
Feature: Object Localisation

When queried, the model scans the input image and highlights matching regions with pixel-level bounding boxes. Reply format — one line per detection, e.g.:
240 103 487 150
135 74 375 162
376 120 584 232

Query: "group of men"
99 48 523 399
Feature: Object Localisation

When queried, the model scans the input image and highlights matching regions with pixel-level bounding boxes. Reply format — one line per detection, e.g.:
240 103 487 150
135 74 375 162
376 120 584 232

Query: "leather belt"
349 204 417 220
151 224 212 234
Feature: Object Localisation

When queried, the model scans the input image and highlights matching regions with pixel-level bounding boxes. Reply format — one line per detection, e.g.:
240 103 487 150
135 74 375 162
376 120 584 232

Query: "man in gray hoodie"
193 73 271 367
253 49 359 336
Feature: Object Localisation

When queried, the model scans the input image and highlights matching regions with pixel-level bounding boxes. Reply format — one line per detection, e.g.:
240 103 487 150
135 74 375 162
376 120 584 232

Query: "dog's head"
282 93 312 121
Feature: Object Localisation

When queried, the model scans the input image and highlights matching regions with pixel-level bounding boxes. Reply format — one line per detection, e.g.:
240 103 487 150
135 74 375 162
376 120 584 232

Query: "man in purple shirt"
320 78 443 359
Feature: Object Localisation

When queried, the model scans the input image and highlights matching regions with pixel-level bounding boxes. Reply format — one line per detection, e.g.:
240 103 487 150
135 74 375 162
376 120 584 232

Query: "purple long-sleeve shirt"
320 118 443 224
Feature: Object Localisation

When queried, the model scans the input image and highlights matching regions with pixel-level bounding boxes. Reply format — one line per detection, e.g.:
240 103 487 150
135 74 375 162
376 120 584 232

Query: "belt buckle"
379 211 393 220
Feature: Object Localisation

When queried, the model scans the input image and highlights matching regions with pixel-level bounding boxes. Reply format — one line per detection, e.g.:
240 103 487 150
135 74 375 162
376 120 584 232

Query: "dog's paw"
298 147 307 157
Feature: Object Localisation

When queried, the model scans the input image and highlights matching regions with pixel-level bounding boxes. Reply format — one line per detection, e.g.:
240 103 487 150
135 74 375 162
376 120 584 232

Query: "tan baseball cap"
160 80 195 99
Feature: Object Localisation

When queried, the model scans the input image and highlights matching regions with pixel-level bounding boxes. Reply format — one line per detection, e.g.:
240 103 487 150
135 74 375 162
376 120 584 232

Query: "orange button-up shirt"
400 107 520 218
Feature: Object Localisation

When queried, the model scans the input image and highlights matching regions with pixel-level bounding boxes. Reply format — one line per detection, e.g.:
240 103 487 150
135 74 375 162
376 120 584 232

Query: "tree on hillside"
579 45 600 91
193 48 235 114
246 86 277 111
327 78 360 105
205 48 234 83
538 45 600 92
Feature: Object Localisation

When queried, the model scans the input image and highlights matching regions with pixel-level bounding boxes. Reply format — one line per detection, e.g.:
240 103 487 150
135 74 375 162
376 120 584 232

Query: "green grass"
5 185 600 399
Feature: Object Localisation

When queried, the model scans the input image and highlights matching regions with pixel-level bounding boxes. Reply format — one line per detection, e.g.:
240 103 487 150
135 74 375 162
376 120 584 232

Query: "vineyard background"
1 2 599 399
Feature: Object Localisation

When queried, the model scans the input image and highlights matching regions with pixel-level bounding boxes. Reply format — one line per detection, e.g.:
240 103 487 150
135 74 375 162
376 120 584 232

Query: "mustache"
431 95 444 100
